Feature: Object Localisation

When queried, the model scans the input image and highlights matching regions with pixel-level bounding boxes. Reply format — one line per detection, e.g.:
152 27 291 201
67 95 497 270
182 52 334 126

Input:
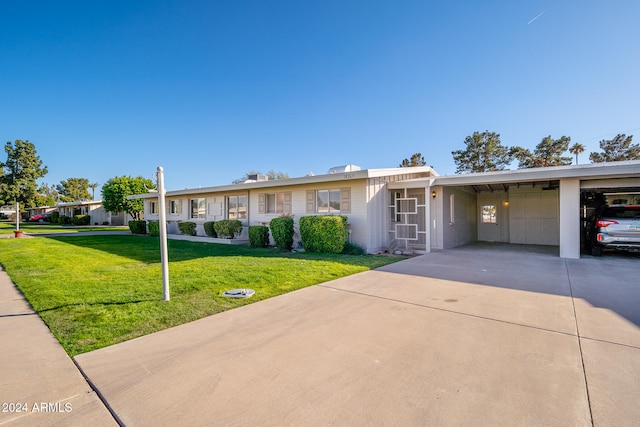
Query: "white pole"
157 166 170 301
15 200 20 231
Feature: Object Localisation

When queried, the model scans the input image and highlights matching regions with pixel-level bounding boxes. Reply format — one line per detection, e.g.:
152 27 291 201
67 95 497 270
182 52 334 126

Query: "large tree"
0 140 48 209
57 177 91 202
101 176 153 220
589 134 640 162
512 135 572 169
452 131 512 173
569 143 585 165
399 153 426 167
36 183 59 206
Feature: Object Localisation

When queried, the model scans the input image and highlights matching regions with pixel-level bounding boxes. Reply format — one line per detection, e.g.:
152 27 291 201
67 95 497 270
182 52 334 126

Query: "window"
259 192 291 214
317 189 341 213
449 194 455 224
227 195 247 220
190 198 206 219
306 188 350 214
169 200 182 214
149 201 157 214
482 205 496 223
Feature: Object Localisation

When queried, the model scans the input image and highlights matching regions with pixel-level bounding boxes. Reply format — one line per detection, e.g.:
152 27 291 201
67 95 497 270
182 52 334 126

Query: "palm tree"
89 182 99 200
569 143 585 165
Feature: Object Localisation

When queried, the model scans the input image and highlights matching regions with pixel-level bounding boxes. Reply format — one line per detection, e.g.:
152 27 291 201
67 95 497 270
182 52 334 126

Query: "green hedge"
51 211 60 224
269 217 294 251
299 215 349 254
248 225 270 248
178 221 197 236
148 221 160 237
59 215 71 225
214 219 242 239
204 221 217 238
129 220 147 234
72 214 91 226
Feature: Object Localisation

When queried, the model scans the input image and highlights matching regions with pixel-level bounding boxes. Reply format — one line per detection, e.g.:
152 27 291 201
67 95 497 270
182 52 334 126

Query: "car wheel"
591 246 602 256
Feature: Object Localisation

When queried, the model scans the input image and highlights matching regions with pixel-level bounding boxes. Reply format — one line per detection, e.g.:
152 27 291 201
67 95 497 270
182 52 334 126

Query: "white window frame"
316 189 341 213
190 198 206 219
149 201 157 215
227 195 247 221
169 200 182 215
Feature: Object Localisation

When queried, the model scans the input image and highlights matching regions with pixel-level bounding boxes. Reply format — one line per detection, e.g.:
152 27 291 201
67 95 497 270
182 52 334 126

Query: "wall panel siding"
508 186 559 245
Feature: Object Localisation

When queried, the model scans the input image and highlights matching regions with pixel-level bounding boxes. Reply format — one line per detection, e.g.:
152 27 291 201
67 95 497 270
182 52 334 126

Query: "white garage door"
509 186 559 245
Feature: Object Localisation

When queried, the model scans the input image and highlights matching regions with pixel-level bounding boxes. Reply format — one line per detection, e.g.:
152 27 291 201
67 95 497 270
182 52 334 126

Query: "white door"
477 192 509 242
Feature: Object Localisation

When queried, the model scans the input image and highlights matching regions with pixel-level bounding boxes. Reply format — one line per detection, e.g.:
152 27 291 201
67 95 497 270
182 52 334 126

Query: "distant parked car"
29 214 45 222
587 205 640 256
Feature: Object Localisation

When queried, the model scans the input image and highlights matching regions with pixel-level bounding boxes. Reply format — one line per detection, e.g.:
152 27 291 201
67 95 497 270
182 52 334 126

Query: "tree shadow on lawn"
44 235 395 268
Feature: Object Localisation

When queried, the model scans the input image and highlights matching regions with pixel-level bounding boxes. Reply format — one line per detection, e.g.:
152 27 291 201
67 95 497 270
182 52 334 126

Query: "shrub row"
148 221 160 237
71 214 91 226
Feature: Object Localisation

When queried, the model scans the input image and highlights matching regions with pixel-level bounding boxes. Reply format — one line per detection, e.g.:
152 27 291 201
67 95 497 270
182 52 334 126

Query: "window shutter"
340 188 351 213
306 190 315 213
284 192 292 214
258 194 265 214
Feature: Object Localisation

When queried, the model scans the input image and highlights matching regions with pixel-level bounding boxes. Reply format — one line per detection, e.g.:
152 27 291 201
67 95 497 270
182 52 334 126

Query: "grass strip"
0 235 402 356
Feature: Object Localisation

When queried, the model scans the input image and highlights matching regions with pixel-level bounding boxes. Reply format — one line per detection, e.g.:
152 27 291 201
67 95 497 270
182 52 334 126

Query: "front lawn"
0 235 402 356
0 221 128 234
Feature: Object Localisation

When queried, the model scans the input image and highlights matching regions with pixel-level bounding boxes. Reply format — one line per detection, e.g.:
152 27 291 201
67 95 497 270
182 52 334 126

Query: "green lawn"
0 235 402 356
0 221 129 234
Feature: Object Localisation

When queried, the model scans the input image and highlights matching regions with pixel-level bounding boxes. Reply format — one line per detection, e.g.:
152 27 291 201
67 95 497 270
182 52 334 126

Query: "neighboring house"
133 161 640 259
26 200 131 226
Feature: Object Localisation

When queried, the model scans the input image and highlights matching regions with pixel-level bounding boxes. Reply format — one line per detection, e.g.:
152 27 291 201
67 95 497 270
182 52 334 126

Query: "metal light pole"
156 166 170 301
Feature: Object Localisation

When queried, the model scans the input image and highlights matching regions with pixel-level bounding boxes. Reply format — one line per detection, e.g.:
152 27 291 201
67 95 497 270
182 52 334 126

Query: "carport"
422 161 640 259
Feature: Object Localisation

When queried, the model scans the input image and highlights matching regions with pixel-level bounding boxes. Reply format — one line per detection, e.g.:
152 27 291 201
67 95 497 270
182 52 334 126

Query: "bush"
129 220 147 234
203 221 217 238
72 214 91 226
299 215 349 254
148 221 160 237
269 216 294 251
213 219 242 239
59 215 72 225
248 225 270 248
51 211 60 224
178 221 197 236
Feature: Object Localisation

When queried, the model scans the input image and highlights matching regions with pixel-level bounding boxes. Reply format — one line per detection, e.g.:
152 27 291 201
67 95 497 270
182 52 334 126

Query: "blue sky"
2 0 639 192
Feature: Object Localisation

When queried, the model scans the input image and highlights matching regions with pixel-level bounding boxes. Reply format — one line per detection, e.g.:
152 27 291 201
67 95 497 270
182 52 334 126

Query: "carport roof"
431 161 640 188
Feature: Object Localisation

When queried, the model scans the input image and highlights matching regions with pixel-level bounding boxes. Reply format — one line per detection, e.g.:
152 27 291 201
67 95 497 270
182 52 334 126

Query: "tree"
452 131 512 173
569 143 585 165
399 153 426 167
0 140 48 209
232 170 290 184
89 182 99 200
589 134 640 162
101 176 153 221
57 177 91 202
512 135 572 169
36 183 59 206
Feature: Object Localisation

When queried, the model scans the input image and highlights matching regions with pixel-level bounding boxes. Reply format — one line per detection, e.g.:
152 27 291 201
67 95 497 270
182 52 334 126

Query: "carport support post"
559 178 580 259
157 166 170 301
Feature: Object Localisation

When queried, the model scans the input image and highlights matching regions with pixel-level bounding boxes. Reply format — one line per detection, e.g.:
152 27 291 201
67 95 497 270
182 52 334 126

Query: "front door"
477 192 509 242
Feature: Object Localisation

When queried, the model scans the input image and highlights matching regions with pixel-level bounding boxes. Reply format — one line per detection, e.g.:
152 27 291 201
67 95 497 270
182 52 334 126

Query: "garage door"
509 186 559 245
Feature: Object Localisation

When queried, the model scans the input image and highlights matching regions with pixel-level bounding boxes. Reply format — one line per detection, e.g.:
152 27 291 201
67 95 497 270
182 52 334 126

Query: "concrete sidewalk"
0 266 117 426
2 245 639 426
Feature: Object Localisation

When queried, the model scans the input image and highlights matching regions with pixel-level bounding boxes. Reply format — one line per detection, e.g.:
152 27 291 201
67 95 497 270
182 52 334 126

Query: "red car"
29 214 45 222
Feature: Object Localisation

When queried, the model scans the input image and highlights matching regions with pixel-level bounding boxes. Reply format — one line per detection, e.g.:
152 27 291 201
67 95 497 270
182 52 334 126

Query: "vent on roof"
328 164 361 174
245 174 269 183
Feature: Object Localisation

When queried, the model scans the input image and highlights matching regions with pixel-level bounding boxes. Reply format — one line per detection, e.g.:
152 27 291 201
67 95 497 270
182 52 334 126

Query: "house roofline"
129 166 434 199
431 161 640 186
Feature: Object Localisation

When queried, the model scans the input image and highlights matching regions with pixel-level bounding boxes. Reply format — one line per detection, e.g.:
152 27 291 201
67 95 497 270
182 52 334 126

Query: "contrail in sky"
527 10 546 24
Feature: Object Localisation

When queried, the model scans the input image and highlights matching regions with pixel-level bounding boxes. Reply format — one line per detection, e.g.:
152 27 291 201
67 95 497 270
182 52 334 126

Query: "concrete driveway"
72 244 639 426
